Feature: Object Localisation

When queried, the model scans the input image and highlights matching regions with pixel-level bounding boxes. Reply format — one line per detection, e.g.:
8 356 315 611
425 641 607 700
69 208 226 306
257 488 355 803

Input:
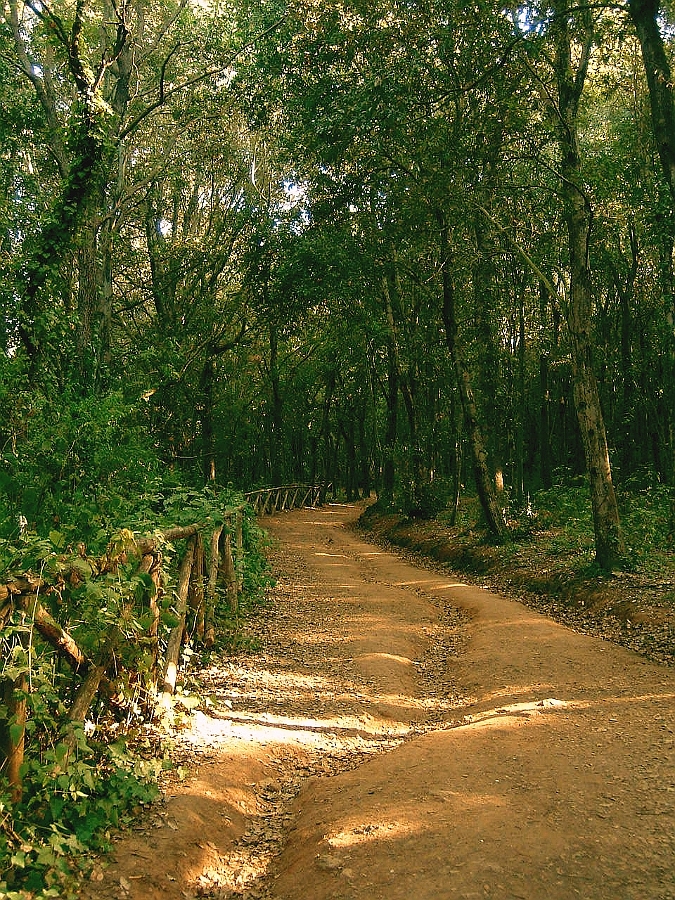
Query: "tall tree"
545 2 626 568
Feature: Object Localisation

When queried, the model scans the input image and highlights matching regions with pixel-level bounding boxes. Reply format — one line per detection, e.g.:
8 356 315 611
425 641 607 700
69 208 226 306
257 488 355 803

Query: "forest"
1 0 675 562
1 0 675 895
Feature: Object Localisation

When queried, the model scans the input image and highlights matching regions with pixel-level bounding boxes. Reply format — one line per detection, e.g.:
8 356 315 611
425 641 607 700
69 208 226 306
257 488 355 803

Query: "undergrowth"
0 484 272 898
1 735 160 899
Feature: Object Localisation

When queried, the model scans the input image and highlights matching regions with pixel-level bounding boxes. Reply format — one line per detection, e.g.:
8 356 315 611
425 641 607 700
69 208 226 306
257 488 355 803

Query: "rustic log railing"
245 483 328 515
0 504 251 799
0 485 332 799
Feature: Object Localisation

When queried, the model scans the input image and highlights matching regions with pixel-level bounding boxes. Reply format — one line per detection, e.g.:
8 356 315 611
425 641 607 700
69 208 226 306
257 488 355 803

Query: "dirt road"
84 503 675 900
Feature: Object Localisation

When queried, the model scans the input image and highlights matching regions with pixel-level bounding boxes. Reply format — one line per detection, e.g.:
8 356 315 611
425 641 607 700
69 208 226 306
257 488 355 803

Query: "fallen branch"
58 626 121 770
136 524 201 556
19 596 88 672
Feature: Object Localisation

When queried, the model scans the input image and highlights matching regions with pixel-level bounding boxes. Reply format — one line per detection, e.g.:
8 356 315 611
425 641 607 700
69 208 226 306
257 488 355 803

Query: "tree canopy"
1 0 675 565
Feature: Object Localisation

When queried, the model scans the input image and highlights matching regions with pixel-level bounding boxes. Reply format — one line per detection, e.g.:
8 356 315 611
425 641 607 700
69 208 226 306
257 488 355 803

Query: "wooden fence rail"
0 485 329 799
0 503 251 799
245 483 327 515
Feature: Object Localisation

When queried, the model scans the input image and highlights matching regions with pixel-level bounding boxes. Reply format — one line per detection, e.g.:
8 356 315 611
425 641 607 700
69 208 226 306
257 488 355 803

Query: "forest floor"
81 502 675 900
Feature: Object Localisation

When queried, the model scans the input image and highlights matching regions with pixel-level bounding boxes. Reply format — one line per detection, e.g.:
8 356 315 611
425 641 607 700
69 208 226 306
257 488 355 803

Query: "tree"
546 1 626 568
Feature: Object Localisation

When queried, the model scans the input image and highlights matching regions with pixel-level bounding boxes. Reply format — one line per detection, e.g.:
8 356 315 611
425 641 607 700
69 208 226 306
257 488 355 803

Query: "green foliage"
506 481 675 579
157 484 239 530
0 387 166 547
398 476 453 521
0 738 159 900
619 481 673 575
0 480 271 898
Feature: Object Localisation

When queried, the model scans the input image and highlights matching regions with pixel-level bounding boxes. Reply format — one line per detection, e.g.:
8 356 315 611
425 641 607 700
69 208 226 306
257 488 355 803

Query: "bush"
0 389 167 546
0 737 159 900
399 477 452 520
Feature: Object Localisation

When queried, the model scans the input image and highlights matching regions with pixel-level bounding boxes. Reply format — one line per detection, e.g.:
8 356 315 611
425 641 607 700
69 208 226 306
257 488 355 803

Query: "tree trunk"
76 222 100 389
340 413 358 501
473 221 504 489
628 0 675 541
540 354 553 490
0 673 27 803
515 287 526 506
553 3 625 570
199 357 217 483
450 389 463 527
357 401 372 499
9 0 130 379
269 323 284 485
321 371 336 500
438 217 507 539
58 625 121 770
381 275 400 503
629 0 675 202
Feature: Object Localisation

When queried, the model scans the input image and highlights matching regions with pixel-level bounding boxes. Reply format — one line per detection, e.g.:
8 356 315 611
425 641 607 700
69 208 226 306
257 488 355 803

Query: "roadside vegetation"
0 402 272 900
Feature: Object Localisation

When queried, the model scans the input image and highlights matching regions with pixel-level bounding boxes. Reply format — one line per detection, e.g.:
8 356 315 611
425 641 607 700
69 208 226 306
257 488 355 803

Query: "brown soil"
81 502 675 900
358 508 675 666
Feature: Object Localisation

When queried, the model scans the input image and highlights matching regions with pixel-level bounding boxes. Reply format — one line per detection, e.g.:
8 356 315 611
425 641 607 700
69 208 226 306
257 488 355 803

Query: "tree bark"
540 354 553 490
357 400 372 499
199 357 217 483
515 286 526 506
10 0 130 375
317 370 336 501
0 673 27 803
381 273 400 503
553 3 625 570
269 323 284 485
628 0 675 542
23 596 89 672
629 0 675 202
438 217 507 539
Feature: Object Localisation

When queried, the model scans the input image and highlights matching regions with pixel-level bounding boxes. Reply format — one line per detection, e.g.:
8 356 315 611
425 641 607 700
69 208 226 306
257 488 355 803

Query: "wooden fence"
245 483 327 516
0 504 250 800
0 484 330 800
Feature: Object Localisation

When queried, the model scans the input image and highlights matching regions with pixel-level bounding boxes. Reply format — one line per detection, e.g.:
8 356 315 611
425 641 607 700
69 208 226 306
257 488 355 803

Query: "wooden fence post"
160 537 197 704
138 550 162 680
223 515 238 615
205 525 223 649
235 508 244 592
189 535 205 643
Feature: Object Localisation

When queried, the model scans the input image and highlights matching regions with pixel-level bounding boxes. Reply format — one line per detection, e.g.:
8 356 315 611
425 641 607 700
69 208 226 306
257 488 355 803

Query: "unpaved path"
83 503 675 900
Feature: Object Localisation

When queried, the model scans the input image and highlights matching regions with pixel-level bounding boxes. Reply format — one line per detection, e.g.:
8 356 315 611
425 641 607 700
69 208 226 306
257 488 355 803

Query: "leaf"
161 610 180 629
9 722 24 747
49 530 66 550
36 845 58 866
